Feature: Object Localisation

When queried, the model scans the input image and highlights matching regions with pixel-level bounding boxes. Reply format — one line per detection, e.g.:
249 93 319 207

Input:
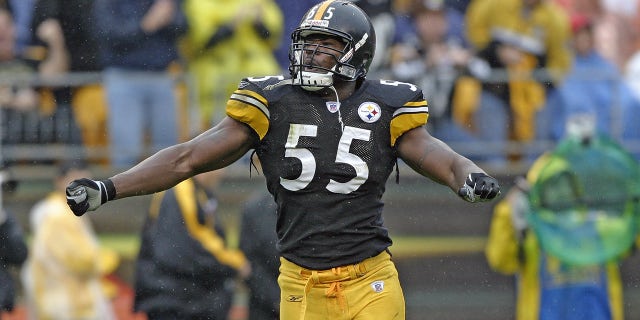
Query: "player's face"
301 35 346 72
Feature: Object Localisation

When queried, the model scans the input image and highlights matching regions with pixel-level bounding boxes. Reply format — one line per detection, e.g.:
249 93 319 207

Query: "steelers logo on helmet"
358 102 381 123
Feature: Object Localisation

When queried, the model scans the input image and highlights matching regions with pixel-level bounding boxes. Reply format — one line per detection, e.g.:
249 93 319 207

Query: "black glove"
458 173 500 203
65 178 115 216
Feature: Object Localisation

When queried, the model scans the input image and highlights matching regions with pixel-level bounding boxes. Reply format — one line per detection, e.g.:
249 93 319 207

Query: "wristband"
100 179 116 201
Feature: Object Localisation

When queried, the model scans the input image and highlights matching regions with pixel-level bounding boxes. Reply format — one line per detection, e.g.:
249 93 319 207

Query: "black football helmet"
289 0 376 90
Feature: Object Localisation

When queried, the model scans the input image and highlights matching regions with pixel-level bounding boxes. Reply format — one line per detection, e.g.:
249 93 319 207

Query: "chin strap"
328 85 344 133
299 70 334 91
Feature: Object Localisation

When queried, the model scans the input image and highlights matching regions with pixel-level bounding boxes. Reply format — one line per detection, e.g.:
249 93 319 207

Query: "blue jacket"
92 0 188 71
543 50 640 154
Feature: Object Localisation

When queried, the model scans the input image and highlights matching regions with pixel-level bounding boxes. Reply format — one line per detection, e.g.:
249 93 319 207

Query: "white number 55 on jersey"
280 124 370 194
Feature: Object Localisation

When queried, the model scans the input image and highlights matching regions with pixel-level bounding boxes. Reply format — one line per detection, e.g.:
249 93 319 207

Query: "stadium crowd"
0 0 640 319
1 0 639 166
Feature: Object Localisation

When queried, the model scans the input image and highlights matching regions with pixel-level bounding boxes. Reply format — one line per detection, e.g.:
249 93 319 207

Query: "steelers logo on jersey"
358 102 381 123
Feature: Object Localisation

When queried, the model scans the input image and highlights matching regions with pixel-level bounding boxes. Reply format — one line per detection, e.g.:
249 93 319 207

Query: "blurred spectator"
444 0 470 14
0 167 28 320
6 0 35 56
0 5 39 116
389 0 473 131
133 169 250 319
273 0 322 72
31 0 109 159
448 0 572 164
239 191 279 320
30 9 85 147
352 0 397 74
181 0 283 129
485 119 640 320
93 0 187 168
0 5 81 149
623 50 640 158
21 160 119 320
393 0 468 53
31 0 99 74
554 0 640 71
538 13 640 159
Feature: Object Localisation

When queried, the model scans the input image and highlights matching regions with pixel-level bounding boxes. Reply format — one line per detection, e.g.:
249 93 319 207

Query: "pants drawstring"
291 251 390 319
326 267 346 312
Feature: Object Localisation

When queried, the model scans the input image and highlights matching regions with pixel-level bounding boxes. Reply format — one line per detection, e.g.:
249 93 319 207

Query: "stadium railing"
1 68 638 170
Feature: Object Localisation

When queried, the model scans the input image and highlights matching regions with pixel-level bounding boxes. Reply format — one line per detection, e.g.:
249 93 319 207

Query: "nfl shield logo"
371 280 384 293
326 101 340 113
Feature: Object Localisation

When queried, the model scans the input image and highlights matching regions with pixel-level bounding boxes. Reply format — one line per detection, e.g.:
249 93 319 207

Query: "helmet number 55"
305 5 334 20
280 124 370 194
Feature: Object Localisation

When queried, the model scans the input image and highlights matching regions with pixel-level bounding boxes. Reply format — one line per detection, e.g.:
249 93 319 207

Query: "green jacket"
486 152 635 320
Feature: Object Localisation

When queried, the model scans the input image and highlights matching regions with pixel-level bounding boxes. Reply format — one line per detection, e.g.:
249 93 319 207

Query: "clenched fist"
458 173 501 203
65 178 115 216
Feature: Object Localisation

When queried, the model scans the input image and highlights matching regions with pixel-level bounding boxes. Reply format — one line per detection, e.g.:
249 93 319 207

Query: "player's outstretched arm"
397 126 500 202
66 117 256 216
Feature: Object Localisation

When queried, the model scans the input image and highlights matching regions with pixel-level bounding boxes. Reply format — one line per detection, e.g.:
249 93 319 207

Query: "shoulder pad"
238 75 289 92
367 79 426 106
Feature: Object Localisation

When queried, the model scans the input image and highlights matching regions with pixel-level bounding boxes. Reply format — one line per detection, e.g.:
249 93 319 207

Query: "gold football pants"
278 251 405 320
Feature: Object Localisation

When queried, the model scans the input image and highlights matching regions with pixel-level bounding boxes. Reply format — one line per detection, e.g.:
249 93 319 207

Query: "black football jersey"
227 75 429 269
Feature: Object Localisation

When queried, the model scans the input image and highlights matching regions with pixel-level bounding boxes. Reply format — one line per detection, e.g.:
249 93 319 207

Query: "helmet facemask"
289 30 365 91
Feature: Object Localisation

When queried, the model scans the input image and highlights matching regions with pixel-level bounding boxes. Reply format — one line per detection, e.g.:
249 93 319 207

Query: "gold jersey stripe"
313 0 335 20
403 100 429 107
226 99 270 139
390 113 429 146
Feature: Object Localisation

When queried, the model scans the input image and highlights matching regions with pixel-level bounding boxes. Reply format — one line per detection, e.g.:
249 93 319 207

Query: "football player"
66 1 500 319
